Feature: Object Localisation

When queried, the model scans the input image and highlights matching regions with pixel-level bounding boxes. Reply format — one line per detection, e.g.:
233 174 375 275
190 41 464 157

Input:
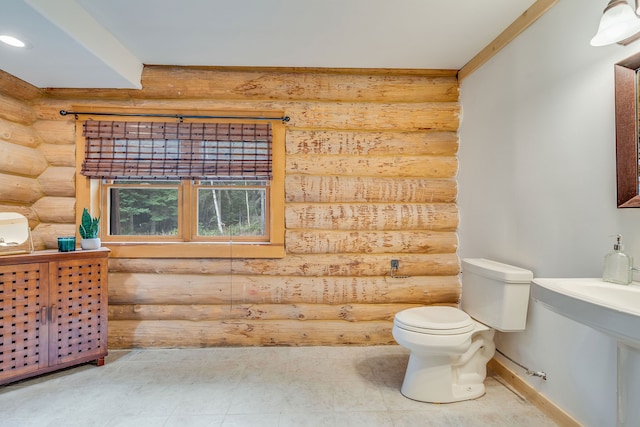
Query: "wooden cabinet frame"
0 248 109 385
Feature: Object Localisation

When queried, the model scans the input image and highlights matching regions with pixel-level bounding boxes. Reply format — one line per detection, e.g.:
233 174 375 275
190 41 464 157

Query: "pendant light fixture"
591 0 640 46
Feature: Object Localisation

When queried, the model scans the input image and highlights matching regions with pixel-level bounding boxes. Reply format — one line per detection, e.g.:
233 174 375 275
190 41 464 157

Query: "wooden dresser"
0 248 109 385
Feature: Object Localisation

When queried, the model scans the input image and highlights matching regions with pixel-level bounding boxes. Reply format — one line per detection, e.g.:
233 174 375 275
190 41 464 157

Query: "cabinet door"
0 263 49 383
49 258 108 366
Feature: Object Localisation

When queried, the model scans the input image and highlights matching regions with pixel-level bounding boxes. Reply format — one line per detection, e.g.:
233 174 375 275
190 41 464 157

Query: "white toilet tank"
461 258 533 332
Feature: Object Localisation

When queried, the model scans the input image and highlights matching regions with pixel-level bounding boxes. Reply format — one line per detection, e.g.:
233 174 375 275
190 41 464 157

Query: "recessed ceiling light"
0 35 26 48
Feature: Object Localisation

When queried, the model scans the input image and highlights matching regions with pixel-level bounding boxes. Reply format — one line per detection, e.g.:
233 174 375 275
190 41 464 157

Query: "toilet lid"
394 306 475 335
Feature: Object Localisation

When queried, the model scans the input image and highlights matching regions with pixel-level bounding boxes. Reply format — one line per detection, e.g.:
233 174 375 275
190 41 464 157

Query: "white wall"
458 0 640 425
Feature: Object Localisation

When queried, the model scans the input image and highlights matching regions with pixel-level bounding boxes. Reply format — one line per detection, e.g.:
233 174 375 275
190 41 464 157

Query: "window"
103 179 269 241
75 116 285 258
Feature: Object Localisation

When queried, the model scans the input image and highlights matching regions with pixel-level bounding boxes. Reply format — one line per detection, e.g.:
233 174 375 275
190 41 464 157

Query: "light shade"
0 35 26 48
591 0 640 46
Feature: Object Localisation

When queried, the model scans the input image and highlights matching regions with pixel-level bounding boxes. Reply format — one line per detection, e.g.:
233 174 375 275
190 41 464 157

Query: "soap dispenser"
603 234 633 285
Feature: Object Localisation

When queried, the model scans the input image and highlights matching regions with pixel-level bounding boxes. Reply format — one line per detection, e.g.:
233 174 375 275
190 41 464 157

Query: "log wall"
0 75 45 246
0 66 461 348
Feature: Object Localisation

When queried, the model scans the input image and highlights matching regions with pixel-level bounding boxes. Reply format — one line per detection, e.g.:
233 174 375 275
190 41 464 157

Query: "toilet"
392 258 533 403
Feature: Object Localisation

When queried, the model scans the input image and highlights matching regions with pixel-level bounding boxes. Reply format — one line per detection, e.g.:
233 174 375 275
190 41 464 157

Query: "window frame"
74 111 285 259
101 179 184 242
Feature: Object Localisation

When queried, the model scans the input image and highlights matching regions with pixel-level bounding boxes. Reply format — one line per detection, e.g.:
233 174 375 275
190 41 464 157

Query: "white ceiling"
0 0 538 89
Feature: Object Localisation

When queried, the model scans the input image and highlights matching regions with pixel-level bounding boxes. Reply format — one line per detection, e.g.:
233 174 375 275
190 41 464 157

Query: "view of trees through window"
107 180 267 238
197 181 267 237
109 185 179 236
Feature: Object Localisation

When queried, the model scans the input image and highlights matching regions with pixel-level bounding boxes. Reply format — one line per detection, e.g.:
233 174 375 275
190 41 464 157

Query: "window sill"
103 242 285 259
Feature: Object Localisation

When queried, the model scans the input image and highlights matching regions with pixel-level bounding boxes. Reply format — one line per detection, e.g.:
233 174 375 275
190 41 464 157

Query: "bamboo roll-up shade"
81 121 272 180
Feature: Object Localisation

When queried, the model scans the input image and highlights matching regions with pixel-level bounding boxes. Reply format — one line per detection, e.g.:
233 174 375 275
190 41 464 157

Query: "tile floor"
0 346 557 427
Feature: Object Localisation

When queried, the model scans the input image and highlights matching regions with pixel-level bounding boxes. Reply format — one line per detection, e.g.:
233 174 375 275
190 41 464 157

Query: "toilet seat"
394 306 475 335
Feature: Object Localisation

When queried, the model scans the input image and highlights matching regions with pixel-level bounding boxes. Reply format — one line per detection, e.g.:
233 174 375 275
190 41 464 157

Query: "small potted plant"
79 208 101 250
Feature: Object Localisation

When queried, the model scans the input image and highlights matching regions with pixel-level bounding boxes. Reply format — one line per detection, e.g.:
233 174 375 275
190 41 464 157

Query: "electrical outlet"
391 259 399 269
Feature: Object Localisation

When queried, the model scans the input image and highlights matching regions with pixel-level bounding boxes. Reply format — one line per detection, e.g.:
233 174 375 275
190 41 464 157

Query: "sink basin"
532 277 640 425
531 278 640 348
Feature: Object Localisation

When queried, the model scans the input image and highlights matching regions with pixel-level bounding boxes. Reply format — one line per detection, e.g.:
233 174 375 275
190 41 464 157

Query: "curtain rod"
59 110 290 123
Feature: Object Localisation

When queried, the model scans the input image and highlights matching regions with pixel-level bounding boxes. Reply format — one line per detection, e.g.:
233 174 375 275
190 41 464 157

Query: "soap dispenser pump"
603 234 633 285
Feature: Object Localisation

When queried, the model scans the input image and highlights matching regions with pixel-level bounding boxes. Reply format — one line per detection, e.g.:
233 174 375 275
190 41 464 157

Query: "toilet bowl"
392 258 533 403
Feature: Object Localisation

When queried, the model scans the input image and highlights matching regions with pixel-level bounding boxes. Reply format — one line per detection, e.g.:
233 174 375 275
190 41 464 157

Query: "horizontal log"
37 167 75 197
32 197 75 223
285 230 457 254
285 176 456 203
0 173 43 204
32 222 76 249
32 98 283 120
32 119 76 145
44 66 458 102
0 93 36 124
40 143 76 167
140 68 458 102
0 118 41 148
0 140 48 177
108 319 395 348
285 203 458 231
286 130 458 156
141 67 458 102
33 99 459 132
108 302 434 322
286 102 459 132
287 155 457 178
108 253 460 276
0 69 41 101
108 273 460 305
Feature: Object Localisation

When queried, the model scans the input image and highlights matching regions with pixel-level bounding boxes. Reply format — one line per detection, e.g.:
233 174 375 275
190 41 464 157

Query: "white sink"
531 278 640 348
532 277 640 426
